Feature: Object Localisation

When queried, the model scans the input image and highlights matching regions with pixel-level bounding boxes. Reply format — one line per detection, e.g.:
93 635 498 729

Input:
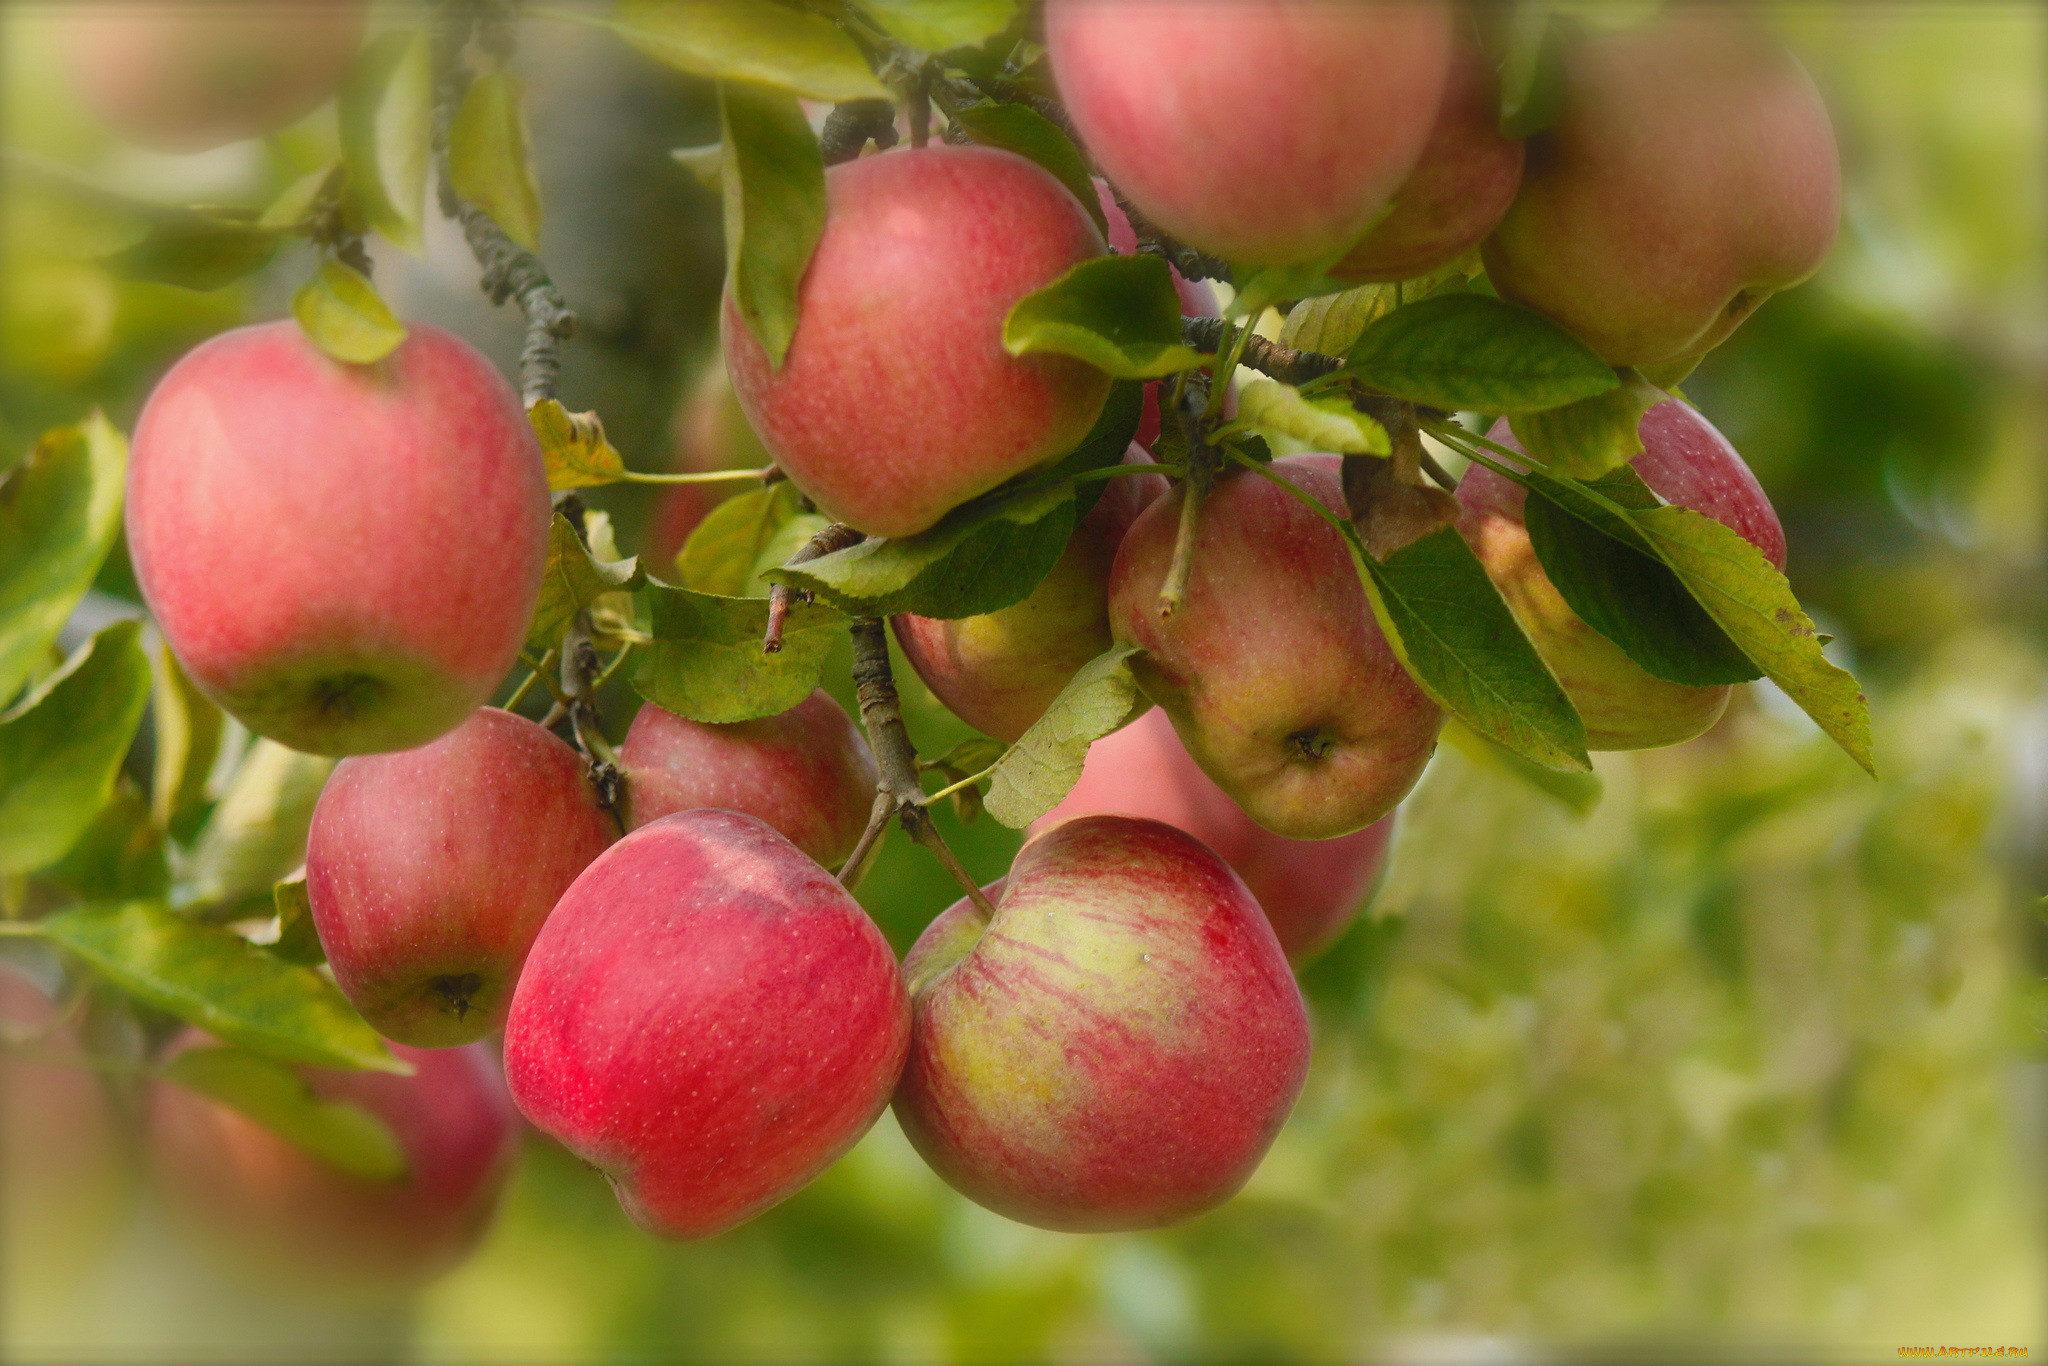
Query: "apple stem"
845 617 998 919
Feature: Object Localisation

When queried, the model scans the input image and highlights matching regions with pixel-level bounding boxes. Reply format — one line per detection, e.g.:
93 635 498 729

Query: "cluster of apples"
99 0 1837 1273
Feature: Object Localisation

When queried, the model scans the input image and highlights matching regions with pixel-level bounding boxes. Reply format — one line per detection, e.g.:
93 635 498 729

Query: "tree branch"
765 522 864 653
1183 317 1342 386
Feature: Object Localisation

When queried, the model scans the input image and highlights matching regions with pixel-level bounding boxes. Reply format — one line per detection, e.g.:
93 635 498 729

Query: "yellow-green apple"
1 965 126 1316
1034 707 1395 963
1481 3 1840 368
148 1032 520 1290
502 810 909 1238
1456 401 1786 749
1333 35 1525 283
1047 0 1452 268
305 707 616 1047
1110 455 1442 839
59 1 368 154
128 320 549 756
647 357 774 570
892 452 1167 743
618 691 876 869
723 145 1109 538
893 815 1310 1231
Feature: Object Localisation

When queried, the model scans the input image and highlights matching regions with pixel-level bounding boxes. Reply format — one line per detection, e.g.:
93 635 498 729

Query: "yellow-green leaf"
0 413 127 706
530 398 628 490
448 71 544 250
1507 370 1664 480
163 1046 407 1182
984 644 1150 828
857 0 1017 53
1233 379 1390 456
1004 255 1209 379
529 513 644 653
720 82 826 370
0 622 151 876
337 27 433 253
598 0 889 101
291 258 406 365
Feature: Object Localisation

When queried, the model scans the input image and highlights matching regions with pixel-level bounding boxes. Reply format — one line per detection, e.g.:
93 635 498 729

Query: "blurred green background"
3 3 2043 1362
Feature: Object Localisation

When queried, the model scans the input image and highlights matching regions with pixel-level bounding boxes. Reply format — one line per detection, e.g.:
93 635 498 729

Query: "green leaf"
1629 506 1874 775
984 644 1149 828
1352 526 1590 773
529 399 628 490
529 513 644 653
921 735 1008 825
857 0 1017 52
271 878 326 967
149 639 224 840
0 413 127 707
1523 482 1760 687
102 212 278 291
180 740 334 919
1507 370 1664 480
1280 285 1400 357
39 899 403 1073
676 482 804 596
1346 294 1618 413
0 621 151 876
337 27 433 252
671 142 724 193
1231 379 1390 456
448 70 544 251
1005 255 1210 378
720 82 827 370
768 380 1142 620
258 160 347 232
1441 717 1603 817
950 101 1104 234
161 1046 407 1182
1228 252 1355 322
1496 0 1565 138
600 0 889 101
291 258 407 366
45 779 169 901
632 583 844 724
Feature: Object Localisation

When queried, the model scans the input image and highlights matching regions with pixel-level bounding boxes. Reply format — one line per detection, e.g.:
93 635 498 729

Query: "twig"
513 649 569 708
820 98 898 165
845 618 996 917
1183 317 1343 386
764 522 863 653
430 0 575 405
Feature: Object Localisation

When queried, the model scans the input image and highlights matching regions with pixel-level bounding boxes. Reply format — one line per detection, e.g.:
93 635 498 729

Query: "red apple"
60 0 369 154
305 707 616 1047
148 1033 520 1289
502 810 909 1239
894 815 1310 1231
618 690 877 869
723 145 1110 539
1482 3 1840 368
1034 707 1394 962
646 357 775 571
1111 455 1443 840
892 449 1167 743
128 320 549 757
1047 0 1453 267
1332 35 1525 283
1456 401 1787 749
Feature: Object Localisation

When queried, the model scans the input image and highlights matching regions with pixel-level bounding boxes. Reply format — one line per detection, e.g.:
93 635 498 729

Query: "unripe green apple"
148 1032 520 1291
1110 455 1443 840
127 321 549 757
1047 0 1453 267
1481 3 1840 368
619 691 877 869
1332 35 1525 284
892 450 1166 743
894 815 1310 1231
723 145 1110 539
1033 707 1395 963
503 810 909 1239
306 708 617 1047
60 1 369 154
1456 402 1786 750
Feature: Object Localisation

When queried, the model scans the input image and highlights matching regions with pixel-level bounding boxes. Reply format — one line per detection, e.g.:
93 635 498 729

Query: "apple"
1456 401 1787 749
893 815 1310 1231
1034 707 1394 963
1481 3 1840 368
305 707 616 1047
1 965 126 1313
147 1032 520 1289
502 810 909 1239
1332 35 1525 283
723 145 1110 539
892 449 1167 744
1110 455 1443 840
1047 0 1453 268
59 0 369 154
128 320 549 757
646 357 775 571
618 690 877 870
